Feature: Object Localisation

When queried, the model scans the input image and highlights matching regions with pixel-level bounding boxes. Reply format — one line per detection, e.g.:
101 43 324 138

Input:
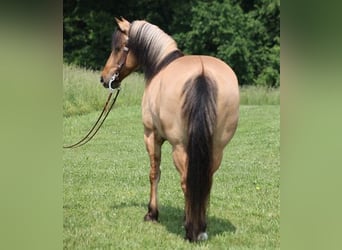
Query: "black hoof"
144 212 158 222
144 204 159 222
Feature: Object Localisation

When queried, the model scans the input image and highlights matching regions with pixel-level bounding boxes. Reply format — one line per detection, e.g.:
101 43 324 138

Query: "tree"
174 0 266 85
63 0 280 86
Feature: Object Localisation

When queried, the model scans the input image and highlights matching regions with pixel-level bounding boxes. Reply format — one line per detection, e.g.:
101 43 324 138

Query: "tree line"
63 0 279 87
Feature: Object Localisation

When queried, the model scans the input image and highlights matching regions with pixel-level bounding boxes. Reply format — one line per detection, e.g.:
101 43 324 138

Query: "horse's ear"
115 17 130 33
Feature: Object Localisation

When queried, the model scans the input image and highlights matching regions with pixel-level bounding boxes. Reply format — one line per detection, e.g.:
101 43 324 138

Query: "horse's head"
100 17 138 90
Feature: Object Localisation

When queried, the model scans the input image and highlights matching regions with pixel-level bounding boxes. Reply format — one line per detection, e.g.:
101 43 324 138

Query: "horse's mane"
128 20 183 80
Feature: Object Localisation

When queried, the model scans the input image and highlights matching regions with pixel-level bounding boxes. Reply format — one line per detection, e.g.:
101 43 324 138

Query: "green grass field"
63 64 280 249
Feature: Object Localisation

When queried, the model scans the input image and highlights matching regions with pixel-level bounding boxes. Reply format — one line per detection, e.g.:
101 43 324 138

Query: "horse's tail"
182 73 217 241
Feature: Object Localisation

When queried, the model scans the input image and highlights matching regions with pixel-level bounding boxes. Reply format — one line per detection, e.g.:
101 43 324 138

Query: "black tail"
182 73 217 241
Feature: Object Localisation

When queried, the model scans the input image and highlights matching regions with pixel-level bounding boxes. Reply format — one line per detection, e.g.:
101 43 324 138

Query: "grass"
63 64 145 117
63 64 280 249
63 65 279 116
239 85 280 105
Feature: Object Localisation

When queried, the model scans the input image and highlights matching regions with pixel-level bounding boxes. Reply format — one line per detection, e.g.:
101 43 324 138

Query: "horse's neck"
131 21 178 63
163 43 179 57
130 22 180 80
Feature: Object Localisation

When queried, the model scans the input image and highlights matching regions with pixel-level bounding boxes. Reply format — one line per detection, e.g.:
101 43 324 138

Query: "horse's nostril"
100 76 104 83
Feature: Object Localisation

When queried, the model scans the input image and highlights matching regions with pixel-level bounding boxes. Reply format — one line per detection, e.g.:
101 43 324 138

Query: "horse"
100 17 239 242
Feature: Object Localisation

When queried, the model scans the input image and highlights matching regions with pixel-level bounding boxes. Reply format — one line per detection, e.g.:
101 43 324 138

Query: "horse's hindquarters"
142 55 239 242
152 55 239 147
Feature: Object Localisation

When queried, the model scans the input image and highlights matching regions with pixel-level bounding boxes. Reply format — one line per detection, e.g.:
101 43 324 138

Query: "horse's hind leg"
143 128 163 222
172 145 188 195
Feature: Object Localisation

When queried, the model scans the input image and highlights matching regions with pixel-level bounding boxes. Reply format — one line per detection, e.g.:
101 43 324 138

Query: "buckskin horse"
100 17 239 242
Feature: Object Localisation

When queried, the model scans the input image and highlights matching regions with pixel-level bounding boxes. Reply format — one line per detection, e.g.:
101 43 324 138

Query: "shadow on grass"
110 201 236 239
159 205 236 239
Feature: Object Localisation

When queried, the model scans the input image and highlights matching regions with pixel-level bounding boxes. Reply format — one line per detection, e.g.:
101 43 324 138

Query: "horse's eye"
114 47 121 52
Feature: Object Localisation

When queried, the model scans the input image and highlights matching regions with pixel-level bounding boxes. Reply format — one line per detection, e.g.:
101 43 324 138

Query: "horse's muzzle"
100 75 121 90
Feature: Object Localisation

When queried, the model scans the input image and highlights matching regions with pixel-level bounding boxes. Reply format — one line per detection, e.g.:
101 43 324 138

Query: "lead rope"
63 88 121 149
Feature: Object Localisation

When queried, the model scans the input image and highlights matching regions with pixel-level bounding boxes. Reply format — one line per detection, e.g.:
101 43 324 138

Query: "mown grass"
63 64 280 249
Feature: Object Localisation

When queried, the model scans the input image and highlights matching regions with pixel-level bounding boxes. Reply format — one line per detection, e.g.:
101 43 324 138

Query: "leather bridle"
108 44 130 92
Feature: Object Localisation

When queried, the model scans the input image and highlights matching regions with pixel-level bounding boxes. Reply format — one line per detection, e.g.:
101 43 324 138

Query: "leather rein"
63 46 129 149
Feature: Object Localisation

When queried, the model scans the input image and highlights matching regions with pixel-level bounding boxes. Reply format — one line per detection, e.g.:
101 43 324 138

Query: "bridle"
108 41 130 92
63 38 130 149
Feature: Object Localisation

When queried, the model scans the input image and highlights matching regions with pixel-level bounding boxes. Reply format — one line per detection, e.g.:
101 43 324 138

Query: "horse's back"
160 55 239 109
144 55 239 148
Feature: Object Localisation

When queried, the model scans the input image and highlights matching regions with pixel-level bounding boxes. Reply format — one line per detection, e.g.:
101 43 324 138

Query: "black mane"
144 50 184 81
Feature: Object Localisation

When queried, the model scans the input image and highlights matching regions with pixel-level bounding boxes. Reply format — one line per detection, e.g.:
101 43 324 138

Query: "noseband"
108 45 129 92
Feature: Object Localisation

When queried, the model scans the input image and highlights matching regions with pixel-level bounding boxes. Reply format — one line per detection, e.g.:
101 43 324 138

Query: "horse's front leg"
143 128 163 222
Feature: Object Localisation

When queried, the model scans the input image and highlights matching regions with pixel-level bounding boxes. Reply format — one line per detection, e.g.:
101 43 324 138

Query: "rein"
64 44 130 149
63 88 120 149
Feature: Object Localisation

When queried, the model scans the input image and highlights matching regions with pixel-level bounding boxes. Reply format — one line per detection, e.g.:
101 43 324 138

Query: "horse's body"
101 18 239 242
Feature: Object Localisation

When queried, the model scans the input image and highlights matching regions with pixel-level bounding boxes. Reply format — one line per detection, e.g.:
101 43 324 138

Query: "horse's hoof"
144 213 158 222
197 232 208 241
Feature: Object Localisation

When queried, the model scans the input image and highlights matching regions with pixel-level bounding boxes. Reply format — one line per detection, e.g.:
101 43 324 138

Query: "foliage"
63 10 113 69
63 0 279 86
174 0 280 86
